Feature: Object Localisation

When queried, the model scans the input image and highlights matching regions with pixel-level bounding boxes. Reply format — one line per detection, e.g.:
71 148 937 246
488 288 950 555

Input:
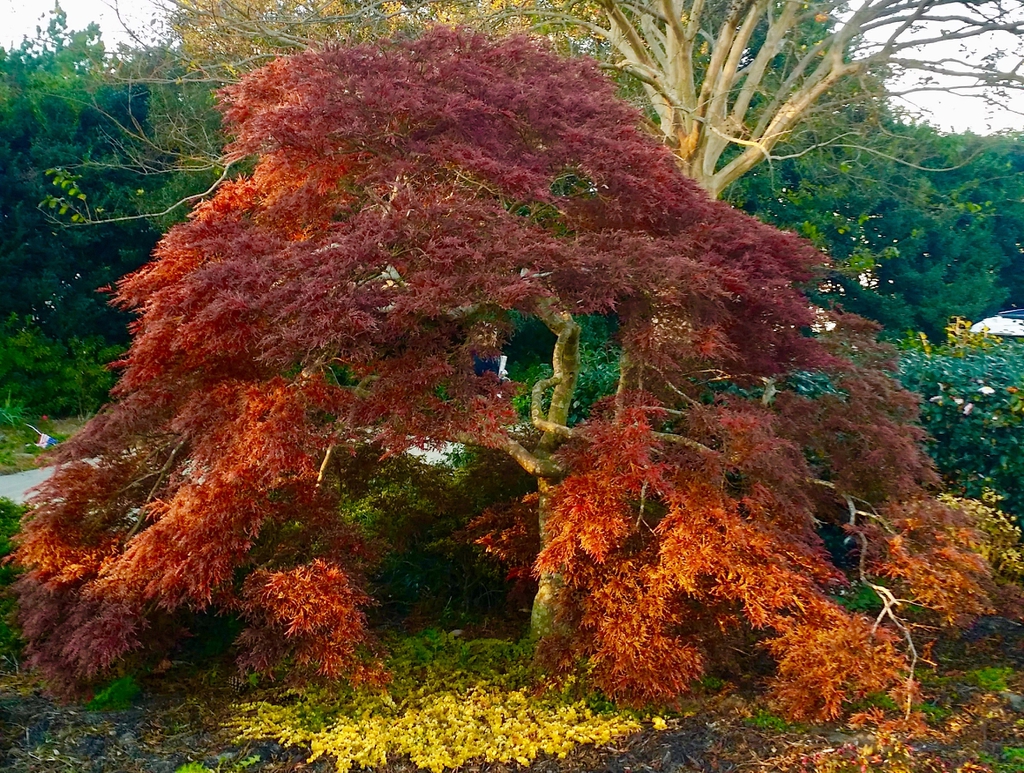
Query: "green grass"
917 701 953 724
967 666 1015 693
1000 746 1024 773
174 759 260 773
698 675 725 691
0 415 84 473
744 709 791 732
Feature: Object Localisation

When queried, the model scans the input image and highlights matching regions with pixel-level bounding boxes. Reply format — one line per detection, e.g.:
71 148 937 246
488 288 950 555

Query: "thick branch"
500 436 563 478
534 299 581 450
530 372 575 437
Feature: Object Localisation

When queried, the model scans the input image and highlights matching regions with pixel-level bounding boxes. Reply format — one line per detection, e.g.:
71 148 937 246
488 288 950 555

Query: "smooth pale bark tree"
140 0 1024 196
492 0 1024 196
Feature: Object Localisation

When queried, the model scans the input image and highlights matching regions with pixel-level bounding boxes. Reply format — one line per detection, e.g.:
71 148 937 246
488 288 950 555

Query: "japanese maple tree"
14 28 999 717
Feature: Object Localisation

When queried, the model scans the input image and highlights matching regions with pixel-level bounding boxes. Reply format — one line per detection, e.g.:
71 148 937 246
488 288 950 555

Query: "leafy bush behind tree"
728 117 1024 341
0 314 121 416
898 329 1024 521
0 497 27 661
0 15 161 346
0 11 221 418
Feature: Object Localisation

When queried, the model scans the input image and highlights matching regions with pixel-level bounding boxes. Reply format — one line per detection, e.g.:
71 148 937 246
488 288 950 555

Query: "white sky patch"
3 0 162 51
879 15 1024 133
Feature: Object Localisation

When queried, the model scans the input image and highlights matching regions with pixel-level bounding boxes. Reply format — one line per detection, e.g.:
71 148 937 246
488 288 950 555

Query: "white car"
970 310 1024 337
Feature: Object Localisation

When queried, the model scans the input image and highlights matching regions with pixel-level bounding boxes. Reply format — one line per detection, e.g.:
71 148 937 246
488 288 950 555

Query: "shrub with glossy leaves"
0 497 26 660
899 326 1024 521
13 28 999 718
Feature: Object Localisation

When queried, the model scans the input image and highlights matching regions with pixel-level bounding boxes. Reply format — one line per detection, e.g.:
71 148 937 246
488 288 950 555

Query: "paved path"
0 467 54 503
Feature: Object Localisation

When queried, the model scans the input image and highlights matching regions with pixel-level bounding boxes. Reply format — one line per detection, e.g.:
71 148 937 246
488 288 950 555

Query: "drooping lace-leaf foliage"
14 29 997 716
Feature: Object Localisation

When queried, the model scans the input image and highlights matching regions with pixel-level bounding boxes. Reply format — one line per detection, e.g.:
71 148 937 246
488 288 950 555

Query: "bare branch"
484 0 1024 195
51 165 234 226
124 439 187 542
316 445 337 489
652 431 715 454
144 0 1024 196
844 494 918 719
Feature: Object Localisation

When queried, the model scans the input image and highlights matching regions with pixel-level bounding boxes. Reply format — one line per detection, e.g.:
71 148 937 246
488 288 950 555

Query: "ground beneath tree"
3 624 1024 773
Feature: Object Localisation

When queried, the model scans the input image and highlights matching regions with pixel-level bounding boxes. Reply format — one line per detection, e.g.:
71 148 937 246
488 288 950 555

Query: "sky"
3 0 1023 135
3 0 162 52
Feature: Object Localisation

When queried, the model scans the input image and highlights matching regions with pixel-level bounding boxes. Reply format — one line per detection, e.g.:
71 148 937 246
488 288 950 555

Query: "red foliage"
12 28 999 714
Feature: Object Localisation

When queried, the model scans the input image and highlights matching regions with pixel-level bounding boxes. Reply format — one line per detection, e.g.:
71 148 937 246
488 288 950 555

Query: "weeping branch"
844 494 918 720
123 439 187 542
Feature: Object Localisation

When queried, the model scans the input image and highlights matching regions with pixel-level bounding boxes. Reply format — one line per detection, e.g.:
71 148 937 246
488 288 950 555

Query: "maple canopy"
14 28 1000 717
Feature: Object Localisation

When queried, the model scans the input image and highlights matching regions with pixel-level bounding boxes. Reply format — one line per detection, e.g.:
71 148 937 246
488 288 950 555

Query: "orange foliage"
479 403 999 719
237 560 385 683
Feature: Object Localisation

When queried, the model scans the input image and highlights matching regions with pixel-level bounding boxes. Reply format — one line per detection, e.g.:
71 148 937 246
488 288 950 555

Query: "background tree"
0 12 229 414
0 15 157 414
0 14 158 345
149 0 1024 197
15 28 997 718
727 115 1024 338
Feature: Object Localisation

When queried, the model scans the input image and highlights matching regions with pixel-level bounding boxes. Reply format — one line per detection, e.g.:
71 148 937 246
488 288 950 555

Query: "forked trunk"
519 302 580 641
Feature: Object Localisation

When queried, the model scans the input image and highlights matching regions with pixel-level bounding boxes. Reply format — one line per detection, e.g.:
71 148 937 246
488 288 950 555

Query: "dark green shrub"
898 334 1024 522
0 497 26 660
324 446 535 627
0 314 122 416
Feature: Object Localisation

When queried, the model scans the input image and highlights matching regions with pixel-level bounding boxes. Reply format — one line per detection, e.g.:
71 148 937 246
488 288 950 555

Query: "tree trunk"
530 477 563 639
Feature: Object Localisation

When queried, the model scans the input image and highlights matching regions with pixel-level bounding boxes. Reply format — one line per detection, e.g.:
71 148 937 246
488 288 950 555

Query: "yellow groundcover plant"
232 631 644 773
